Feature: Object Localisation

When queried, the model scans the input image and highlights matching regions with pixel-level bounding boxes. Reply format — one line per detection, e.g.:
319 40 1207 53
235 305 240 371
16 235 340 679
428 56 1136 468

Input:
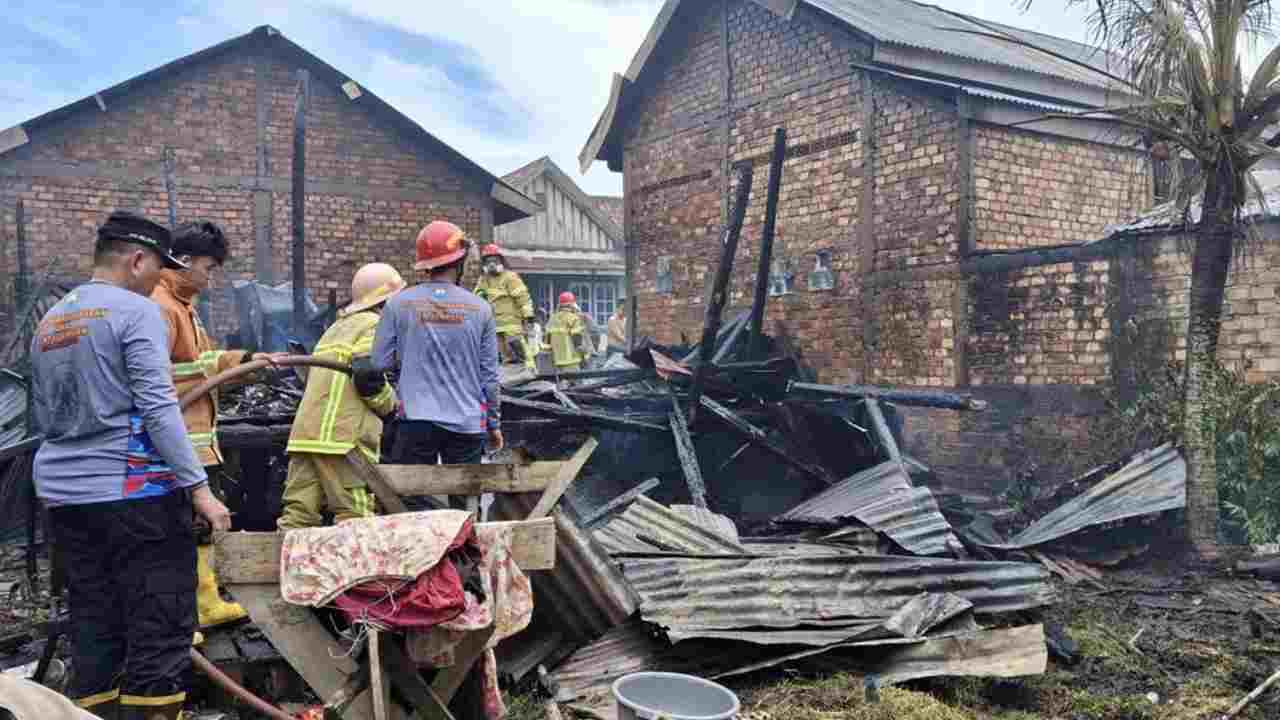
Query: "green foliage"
1114 358 1280 544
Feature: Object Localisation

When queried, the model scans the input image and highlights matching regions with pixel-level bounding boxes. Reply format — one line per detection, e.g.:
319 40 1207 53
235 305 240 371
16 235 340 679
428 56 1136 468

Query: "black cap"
98 210 188 270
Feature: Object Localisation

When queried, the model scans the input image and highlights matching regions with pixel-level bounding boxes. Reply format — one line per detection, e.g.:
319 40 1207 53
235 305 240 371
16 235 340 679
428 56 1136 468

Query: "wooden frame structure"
213 440 597 720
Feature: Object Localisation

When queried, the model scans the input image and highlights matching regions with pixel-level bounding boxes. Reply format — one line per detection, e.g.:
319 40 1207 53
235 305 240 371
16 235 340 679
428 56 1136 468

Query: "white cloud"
310 0 662 193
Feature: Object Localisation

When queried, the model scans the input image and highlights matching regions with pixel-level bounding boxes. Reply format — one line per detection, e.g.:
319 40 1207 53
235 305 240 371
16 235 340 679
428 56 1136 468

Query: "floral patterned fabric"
279 510 473 607
279 510 535 720
407 522 535 720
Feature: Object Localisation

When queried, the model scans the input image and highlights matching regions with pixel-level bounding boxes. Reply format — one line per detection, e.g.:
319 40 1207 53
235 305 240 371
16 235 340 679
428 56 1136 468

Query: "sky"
2 0 1119 196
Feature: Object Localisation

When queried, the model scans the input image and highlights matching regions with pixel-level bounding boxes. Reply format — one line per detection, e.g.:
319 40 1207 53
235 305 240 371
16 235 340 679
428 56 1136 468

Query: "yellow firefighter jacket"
152 271 250 467
546 307 586 368
474 270 534 335
286 309 398 461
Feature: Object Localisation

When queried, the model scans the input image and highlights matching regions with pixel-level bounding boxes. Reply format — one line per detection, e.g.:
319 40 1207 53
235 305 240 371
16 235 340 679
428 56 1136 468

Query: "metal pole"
748 127 787 358
687 164 753 424
292 70 309 336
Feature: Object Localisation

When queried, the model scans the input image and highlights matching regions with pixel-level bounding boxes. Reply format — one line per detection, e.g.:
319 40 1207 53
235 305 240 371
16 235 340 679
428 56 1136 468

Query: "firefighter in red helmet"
545 291 592 372
370 221 502 505
473 243 535 369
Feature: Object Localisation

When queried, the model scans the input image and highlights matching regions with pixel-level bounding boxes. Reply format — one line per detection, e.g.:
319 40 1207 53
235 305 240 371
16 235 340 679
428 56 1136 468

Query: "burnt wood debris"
0 117 1197 719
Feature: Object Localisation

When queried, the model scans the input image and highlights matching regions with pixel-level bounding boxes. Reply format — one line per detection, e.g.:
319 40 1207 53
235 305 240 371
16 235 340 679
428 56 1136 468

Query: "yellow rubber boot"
196 544 248 629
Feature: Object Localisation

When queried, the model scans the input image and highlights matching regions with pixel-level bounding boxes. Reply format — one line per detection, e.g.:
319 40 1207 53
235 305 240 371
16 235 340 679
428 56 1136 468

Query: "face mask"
484 261 502 275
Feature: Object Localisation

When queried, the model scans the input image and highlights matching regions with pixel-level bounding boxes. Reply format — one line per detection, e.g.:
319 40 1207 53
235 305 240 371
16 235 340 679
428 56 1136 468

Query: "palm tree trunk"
1184 165 1236 560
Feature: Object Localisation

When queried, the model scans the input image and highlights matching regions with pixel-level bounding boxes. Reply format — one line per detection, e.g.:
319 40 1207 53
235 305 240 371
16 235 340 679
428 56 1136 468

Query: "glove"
506 337 527 364
351 357 387 398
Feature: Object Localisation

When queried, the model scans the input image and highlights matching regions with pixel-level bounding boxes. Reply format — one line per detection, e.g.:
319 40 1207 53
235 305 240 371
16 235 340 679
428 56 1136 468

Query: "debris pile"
481 320 1193 717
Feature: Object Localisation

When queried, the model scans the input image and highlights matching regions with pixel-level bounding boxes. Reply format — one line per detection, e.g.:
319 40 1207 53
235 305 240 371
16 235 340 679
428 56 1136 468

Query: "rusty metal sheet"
490 495 638 643
621 553 1053 641
983 444 1185 550
669 505 739 543
711 624 1048 684
778 461 960 556
594 495 747 555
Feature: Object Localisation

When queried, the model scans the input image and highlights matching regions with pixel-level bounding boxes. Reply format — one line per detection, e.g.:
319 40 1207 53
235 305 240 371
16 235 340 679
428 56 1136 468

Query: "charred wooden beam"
15 199 28 311
580 478 662 528
864 399 901 462
669 395 707 509
503 396 668 432
698 396 835 485
688 164 753 424
524 368 650 384
565 370 656 394
218 424 292 449
291 70 309 334
786 381 989 411
551 387 580 411
748 127 787 359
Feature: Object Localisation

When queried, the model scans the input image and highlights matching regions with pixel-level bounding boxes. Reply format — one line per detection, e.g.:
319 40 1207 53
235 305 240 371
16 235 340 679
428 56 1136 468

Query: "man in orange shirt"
150 220 281 630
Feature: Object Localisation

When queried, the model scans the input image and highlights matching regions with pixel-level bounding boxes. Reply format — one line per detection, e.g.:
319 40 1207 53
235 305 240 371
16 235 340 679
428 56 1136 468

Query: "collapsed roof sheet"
778 460 960 555
620 553 1054 643
982 444 1185 550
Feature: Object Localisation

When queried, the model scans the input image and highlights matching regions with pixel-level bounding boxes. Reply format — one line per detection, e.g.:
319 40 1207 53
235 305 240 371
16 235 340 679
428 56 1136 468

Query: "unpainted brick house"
0 25 538 340
582 0 1280 488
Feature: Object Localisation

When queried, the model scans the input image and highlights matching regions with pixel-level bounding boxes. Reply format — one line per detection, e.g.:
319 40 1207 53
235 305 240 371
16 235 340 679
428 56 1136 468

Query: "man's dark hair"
94 237 139 265
173 221 229 265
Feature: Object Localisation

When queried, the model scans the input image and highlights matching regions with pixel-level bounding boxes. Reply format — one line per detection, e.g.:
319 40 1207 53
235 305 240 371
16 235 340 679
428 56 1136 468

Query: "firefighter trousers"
277 453 377 530
49 491 197 718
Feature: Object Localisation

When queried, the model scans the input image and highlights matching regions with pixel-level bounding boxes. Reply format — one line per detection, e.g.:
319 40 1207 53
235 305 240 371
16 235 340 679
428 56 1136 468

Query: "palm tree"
971 0 1280 559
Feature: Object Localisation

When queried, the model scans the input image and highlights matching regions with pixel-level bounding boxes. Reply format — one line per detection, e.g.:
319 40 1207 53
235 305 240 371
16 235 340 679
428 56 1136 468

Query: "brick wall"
967 259 1112 386
0 44 491 343
973 125 1151 251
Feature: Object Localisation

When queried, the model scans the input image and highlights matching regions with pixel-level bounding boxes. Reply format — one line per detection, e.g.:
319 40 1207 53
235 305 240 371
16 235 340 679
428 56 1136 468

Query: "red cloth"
332 517 475 629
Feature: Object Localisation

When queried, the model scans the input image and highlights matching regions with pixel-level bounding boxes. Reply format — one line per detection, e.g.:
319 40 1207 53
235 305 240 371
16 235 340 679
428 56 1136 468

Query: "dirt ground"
507 563 1280 720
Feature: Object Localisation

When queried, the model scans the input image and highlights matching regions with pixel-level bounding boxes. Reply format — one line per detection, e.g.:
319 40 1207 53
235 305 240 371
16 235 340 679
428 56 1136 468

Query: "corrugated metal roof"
490 495 639 642
620 553 1054 642
0 374 28 450
549 619 785 706
984 444 1185 549
1104 169 1280 236
594 496 748 555
711 624 1048 684
778 461 961 556
809 0 1117 90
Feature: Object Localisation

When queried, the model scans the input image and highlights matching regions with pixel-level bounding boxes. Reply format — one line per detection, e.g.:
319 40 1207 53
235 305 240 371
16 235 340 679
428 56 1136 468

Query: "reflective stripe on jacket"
287 310 398 460
151 272 249 467
546 308 585 368
473 270 533 334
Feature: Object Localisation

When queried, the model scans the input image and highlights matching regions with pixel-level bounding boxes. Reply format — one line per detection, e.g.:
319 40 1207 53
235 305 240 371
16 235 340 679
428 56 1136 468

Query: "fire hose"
189 648 298 720
178 355 352 411
180 355 357 719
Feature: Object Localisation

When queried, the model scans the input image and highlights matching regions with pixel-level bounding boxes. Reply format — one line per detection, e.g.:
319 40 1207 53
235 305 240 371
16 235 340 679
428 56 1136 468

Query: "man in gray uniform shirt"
370 220 503 493
31 211 232 720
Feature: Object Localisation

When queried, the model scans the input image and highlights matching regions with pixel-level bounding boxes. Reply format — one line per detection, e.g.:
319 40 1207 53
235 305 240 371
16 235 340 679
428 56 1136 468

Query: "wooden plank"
527 438 599 520
864 399 902 463
377 463 557 496
346 450 409 514
228 583 373 720
668 396 707 509
216 518 556 583
369 630 391 720
431 625 496 704
378 634 456 720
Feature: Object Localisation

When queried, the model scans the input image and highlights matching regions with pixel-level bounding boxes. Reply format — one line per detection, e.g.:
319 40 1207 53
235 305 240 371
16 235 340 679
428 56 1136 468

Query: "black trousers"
50 491 197 709
394 422 487 510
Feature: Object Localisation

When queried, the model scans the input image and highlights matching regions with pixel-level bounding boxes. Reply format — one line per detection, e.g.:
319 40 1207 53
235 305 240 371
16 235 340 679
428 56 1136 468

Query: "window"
593 283 617 327
809 250 835 291
768 256 794 296
656 256 673 294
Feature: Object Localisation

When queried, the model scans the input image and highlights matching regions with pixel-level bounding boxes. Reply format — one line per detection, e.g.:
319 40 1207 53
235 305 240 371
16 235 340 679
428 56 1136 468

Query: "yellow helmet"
344 262 405 315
